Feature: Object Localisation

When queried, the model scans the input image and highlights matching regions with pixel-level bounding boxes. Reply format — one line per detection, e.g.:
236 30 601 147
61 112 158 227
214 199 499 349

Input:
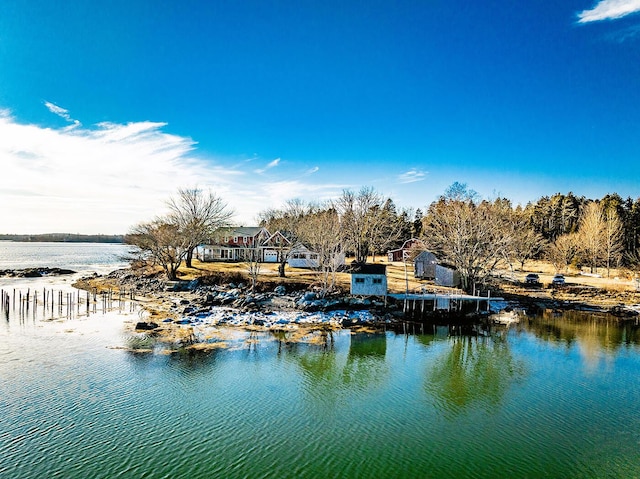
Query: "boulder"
135 321 158 330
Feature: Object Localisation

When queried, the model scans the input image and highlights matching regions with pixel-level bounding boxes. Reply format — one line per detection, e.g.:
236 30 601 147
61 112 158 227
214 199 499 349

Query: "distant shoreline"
0 234 124 243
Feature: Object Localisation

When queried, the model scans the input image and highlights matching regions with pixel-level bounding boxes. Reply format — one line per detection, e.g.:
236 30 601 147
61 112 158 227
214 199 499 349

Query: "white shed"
350 263 387 296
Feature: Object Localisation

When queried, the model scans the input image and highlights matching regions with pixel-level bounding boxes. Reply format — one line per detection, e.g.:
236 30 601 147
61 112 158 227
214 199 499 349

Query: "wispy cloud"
267 158 280 168
254 157 281 174
44 101 81 128
397 168 427 184
0 107 349 232
577 0 640 23
305 166 319 175
257 180 347 210
0 108 242 233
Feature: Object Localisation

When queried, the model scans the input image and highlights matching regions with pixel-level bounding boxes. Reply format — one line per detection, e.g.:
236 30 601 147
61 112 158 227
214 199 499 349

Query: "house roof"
289 242 313 253
231 226 267 236
264 231 291 246
349 263 387 275
387 238 424 254
414 250 438 262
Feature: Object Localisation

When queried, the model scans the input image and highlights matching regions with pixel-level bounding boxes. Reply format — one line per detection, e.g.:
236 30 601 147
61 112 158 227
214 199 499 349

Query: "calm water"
1 244 640 478
0 241 132 273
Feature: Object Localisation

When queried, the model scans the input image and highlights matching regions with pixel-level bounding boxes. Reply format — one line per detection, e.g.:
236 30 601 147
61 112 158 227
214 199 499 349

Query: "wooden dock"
387 291 505 318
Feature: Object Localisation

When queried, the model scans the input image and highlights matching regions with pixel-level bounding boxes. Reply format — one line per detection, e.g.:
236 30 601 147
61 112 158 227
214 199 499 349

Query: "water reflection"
519 311 640 372
344 332 387 388
522 310 640 348
288 331 390 411
425 334 525 416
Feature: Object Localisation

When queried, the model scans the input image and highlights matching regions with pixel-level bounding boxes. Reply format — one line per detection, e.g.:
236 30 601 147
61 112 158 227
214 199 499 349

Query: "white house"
287 244 320 268
287 244 346 269
261 231 292 263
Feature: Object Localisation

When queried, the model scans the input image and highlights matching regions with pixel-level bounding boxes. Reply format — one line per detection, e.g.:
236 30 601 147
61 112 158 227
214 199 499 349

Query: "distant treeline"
0 234 124 243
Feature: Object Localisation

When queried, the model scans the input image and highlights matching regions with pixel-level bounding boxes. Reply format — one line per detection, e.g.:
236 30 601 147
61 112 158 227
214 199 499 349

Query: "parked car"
525 273 540 284
552 274 565 286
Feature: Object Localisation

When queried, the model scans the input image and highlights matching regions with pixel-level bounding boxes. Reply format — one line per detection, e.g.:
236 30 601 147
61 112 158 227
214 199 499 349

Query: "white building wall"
351 274 387 296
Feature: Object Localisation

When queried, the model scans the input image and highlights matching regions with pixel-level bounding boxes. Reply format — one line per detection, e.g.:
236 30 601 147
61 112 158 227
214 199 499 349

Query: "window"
355 277 365 284
233 236 238 243
243 236 249 244
373 278 382 284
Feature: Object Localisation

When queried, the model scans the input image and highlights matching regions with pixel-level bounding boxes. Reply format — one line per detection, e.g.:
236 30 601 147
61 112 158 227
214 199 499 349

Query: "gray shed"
414 251 438 279
435 264 461 287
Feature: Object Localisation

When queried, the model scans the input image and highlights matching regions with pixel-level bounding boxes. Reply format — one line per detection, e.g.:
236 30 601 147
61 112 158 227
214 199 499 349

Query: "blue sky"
1 0 639 234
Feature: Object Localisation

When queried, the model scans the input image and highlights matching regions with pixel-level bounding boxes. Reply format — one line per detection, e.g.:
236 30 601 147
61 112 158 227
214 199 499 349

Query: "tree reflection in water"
425 334 525 416
518 311 640 373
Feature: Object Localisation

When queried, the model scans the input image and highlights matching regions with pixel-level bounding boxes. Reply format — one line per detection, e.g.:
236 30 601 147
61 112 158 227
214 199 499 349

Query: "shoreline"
70 265 640 353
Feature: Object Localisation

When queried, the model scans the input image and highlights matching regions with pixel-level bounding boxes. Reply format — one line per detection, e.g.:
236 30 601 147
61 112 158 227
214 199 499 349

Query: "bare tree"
243 244 262 292
422 186 512 292
167 187 233 268
297 205 343 296
578 202 605 274
545 233 579 273
367 199 408 262
125 219 189 280
509 212 546 271
603 205 624 277
335 187 383 262
258 199 308 278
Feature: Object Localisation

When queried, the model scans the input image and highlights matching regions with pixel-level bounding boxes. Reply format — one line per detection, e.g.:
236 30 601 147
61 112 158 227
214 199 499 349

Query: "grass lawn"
172 257 454 295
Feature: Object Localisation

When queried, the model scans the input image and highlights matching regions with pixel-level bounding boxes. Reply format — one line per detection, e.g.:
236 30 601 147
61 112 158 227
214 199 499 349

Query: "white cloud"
44 100 81 128
577 0 640 23
0 109 243 233
267 158 280 168
254 157 281 174
0 108 348 233
306 166 320 175
397 168 427 184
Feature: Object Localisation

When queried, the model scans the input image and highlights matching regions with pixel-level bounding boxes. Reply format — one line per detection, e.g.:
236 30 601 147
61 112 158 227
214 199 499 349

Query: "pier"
387 290 505 319
1 287 136 322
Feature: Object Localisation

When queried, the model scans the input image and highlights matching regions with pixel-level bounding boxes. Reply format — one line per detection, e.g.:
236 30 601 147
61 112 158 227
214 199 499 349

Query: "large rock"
135 321 158 331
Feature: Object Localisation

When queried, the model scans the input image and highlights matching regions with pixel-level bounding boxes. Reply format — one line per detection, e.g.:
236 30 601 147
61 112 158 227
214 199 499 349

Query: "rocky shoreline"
72 267 640 352
77 268 401 328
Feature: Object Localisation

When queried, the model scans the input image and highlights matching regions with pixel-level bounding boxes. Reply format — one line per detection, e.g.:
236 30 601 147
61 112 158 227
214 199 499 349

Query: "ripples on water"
0 241 132 273
4 318 640 479
1 243 640 478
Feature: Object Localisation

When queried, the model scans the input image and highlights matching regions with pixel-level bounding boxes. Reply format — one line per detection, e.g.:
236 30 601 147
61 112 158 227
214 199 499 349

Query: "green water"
1 311 640 478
